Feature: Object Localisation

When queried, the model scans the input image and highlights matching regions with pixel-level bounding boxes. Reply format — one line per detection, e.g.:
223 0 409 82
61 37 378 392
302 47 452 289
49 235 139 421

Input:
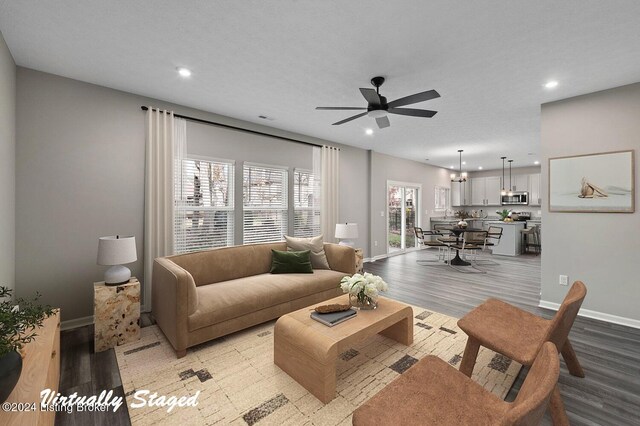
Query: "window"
175 158 234 253
293 169 321 238
434 186 450 211
243 164 288 244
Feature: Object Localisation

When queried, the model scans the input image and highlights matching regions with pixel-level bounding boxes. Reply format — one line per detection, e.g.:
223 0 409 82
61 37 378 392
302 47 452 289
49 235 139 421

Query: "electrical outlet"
559 275 568 286
380 211 385 217
374 241 378 247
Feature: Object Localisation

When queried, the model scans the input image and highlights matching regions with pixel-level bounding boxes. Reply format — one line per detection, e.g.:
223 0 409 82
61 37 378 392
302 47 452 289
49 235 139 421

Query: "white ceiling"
1 1 639 171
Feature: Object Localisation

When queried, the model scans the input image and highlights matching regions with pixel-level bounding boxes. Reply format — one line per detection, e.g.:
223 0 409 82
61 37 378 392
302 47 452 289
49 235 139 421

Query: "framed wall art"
549 150 635 213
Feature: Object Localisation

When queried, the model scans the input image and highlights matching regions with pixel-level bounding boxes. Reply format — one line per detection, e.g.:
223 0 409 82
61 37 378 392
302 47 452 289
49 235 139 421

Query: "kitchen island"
487 221 525 256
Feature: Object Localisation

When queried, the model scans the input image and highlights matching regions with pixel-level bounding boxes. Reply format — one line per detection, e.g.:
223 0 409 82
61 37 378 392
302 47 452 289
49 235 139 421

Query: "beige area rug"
115 305 521 426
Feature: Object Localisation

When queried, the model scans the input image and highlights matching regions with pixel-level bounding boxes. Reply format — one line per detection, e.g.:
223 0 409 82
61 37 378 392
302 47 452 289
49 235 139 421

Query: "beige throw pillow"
284 235 330 269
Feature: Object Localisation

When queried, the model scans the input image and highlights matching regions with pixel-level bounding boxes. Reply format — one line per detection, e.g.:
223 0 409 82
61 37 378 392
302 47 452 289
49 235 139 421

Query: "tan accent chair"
457 281 587 425
352 341 560 425
152 242 355 358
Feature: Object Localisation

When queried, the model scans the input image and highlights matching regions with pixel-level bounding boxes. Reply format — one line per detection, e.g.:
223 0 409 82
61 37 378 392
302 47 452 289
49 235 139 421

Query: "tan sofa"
152 242 355 357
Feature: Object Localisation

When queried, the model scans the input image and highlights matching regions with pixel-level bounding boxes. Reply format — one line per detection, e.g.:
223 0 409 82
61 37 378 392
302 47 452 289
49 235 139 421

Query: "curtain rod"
141 106 332 149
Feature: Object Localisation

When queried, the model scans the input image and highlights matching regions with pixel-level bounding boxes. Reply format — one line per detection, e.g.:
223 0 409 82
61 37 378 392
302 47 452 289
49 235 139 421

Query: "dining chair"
457 281 587 425
471 225 503 265
414 227 447 264
448 230 487 273
352 341 560 426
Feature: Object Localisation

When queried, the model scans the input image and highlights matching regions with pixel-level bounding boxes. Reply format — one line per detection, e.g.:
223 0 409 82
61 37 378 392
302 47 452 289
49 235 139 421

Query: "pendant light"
450 150 468 183
507 159 514 196
500 156 507 196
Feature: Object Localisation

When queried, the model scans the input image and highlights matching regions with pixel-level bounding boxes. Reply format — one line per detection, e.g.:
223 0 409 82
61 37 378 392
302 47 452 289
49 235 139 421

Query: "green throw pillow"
270 249 313 274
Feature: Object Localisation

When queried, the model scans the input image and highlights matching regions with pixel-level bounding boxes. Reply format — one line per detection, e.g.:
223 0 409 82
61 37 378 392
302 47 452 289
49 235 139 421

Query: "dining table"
439 227 483 266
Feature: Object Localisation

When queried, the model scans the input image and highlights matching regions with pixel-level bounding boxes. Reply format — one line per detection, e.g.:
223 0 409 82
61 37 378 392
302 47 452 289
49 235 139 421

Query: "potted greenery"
496 209 513 222
0 286 54 403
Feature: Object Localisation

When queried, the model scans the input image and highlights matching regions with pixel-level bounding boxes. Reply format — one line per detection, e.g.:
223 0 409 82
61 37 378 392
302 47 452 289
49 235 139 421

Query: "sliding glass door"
387 183 420 254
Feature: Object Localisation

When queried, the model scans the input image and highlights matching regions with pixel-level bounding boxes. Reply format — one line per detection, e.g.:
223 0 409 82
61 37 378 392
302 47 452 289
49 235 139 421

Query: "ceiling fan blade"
359 88 381 106
388 107 438 118
332 111 368 125
376 116 390 129
387 89 440 108
316 107 367 110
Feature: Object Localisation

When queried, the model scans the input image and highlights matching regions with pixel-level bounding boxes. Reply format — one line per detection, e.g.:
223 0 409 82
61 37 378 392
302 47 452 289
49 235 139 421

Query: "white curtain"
143 108 186 310
320 145 339 243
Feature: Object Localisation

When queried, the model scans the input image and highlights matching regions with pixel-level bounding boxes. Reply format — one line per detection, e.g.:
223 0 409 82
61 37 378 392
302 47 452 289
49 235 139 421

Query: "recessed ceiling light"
450 166 454 169
462 161 466 165
534 160 540 165
365 128 374 135
177 67 192 77
544 80 558 89
478 166 483 170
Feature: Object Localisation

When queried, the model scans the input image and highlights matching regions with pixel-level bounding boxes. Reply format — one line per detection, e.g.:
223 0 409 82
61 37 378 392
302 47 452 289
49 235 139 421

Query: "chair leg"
549 384 570 426
459 337 481 377
561 339 585 378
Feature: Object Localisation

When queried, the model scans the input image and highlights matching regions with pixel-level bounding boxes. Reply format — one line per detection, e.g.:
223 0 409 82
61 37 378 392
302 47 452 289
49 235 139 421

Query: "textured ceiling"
1 1 639 170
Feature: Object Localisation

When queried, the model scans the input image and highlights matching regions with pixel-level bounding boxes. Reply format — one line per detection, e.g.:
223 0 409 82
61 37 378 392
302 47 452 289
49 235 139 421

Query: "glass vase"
349 293 378 310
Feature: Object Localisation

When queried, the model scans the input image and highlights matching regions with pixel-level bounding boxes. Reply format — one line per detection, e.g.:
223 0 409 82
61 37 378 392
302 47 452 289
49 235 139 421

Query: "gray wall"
0 30 15 292
15 67 371 321
370 152 452 258
541 83 640 321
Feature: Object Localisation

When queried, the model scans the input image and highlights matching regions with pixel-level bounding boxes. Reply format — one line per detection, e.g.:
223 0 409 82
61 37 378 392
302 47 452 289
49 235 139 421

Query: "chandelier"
450 149 467 183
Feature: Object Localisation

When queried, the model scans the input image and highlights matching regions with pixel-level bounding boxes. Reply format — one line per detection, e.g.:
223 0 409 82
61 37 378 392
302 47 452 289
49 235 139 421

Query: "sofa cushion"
270 249 313 274
285 235 330 269
188 269 347 331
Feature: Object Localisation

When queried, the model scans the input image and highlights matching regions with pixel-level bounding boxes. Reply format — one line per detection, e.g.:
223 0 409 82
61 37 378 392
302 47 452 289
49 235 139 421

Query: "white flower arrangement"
340 273 388 306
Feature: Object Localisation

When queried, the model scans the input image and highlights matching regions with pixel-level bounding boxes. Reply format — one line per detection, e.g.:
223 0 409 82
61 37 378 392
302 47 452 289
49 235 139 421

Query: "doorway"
387 182 421 254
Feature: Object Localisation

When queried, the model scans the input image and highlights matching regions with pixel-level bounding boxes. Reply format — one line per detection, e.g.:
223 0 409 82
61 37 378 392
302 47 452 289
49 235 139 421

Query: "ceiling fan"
316 76 440 129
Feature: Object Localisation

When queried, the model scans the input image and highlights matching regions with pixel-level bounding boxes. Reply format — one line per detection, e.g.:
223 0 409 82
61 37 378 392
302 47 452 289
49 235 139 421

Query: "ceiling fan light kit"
316 76 440 129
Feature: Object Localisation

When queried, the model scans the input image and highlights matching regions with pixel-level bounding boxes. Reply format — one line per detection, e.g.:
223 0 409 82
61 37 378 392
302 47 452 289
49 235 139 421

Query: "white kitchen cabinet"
485 176 502 205
471 178 485 205
512 174 529 192
471 177 501 206
529 173 541 206
451 181 470 206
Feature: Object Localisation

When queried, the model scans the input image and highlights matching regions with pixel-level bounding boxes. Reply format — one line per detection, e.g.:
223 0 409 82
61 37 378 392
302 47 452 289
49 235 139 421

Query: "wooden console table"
0 309 60 426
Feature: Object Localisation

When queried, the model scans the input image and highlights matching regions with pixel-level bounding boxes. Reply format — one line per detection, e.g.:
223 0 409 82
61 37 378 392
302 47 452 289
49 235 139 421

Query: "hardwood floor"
365 249 640 426
56 249 640 426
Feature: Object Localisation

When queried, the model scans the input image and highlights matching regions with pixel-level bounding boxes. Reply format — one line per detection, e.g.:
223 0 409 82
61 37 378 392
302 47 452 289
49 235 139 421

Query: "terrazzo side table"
355 248 364 274
94 277 141 352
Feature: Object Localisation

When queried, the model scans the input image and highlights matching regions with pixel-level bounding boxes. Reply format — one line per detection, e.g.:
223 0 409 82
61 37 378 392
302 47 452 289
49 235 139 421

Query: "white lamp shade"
97 236 137 266
335 223 358 239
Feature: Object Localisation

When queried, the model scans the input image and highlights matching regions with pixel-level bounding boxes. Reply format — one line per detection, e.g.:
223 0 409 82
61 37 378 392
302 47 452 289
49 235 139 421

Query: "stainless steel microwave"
501 192 529 205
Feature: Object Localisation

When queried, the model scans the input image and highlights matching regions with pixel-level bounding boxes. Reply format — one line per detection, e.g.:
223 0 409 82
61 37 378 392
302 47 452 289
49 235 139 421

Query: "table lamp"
97 235 137 285
335 223 358 247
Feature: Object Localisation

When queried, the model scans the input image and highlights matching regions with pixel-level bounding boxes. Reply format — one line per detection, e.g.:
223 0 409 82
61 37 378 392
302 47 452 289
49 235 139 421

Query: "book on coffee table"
310 308 357 327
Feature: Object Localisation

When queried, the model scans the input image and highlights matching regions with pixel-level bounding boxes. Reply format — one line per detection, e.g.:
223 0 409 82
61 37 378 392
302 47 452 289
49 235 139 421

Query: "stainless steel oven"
501 192 529 205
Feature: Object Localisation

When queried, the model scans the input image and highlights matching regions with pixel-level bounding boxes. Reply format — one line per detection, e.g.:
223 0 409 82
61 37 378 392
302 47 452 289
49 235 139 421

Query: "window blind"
293 169 321 238
243 164 288 244
175 158 234 253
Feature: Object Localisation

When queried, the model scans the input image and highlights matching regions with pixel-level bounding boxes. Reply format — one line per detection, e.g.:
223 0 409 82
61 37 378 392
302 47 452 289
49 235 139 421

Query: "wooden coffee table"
274 294 413 403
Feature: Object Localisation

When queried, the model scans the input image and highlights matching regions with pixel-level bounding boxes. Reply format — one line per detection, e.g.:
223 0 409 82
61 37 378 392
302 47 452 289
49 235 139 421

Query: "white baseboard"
61 315 94 331
539 300 640 329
